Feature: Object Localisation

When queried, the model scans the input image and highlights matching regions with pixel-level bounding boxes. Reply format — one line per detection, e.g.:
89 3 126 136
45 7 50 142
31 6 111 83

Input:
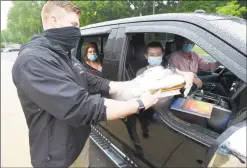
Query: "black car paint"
75 13 246 167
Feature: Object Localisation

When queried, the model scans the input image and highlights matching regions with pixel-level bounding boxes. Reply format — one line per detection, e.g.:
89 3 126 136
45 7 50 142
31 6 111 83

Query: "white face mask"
148 56 163 66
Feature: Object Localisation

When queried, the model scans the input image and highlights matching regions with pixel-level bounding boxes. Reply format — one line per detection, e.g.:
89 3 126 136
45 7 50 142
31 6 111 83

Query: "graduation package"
112 66 186 101
170 97 214 118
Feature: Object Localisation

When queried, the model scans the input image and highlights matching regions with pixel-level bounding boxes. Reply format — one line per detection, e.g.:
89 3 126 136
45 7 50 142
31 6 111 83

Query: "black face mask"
43 26 81 53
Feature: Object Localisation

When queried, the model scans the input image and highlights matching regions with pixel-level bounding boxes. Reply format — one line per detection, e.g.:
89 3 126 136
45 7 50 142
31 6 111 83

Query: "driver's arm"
197 54 220 72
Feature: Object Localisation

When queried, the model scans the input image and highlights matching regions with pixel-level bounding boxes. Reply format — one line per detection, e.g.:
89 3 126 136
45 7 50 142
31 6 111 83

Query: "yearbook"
170 97 214 118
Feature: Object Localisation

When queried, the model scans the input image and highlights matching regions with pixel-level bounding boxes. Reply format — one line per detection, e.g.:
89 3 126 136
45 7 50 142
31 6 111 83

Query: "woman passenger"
83 42 102 76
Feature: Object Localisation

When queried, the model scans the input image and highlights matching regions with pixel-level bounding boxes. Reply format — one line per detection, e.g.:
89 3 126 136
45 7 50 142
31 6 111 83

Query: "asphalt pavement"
1 51 116 167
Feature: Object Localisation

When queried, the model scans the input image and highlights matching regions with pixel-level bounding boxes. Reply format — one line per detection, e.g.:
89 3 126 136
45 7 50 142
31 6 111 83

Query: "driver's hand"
140 90 161 110
193 78 203 88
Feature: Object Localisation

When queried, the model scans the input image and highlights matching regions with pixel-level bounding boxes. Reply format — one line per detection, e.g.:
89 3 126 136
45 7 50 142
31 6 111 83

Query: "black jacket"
12 35 110 167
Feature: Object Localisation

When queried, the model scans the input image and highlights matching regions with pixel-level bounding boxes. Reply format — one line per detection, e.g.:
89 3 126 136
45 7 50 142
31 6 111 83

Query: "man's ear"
50 15 57 28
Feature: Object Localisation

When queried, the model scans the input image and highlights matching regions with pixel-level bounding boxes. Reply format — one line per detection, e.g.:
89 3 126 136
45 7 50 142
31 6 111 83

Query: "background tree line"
1 0 246 46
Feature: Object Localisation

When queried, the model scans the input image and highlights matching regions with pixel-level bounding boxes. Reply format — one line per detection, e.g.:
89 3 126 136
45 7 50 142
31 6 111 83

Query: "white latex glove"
113 81 143 100
183 72 194 97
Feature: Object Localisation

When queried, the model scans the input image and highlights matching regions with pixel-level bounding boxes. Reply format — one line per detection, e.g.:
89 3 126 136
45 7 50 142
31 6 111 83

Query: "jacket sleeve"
19 58 106 127
86 72 110 96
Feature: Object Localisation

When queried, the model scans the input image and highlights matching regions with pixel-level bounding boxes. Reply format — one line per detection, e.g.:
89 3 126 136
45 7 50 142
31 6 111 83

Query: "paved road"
1 51 115 167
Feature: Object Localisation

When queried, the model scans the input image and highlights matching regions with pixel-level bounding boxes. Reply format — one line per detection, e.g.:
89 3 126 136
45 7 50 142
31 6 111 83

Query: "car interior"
124 33 247 134
79 36 108 64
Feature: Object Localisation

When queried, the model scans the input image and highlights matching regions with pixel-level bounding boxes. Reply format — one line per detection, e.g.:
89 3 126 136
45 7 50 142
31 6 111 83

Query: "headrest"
134 45 146 61
165 41 176 56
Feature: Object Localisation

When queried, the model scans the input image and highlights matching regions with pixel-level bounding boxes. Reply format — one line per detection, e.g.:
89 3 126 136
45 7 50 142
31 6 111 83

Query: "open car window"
123 31 246 137
80 35 109 64
192 45 216 62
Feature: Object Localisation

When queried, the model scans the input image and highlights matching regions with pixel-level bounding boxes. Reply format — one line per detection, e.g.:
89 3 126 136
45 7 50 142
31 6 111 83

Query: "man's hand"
140 90 161 110
193 78 203 88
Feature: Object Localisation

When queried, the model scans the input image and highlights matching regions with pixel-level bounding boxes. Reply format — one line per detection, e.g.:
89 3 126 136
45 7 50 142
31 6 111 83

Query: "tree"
1 30 14 44
164 0 230 13
72 1 133 26
7 1 45 44
4 0 245 44
216 0 247 18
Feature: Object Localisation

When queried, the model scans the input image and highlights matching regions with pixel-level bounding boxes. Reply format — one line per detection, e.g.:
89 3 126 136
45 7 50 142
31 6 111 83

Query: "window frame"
120 21 246 83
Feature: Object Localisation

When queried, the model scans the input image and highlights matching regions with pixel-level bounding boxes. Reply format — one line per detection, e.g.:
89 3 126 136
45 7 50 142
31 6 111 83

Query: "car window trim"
80 27 112 36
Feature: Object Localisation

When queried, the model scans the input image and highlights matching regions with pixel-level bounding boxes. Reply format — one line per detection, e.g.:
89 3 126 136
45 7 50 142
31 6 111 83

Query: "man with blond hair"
12 1 162 167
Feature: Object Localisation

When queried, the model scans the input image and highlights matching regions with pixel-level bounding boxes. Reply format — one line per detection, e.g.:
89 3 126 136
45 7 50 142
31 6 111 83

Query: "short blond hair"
41 0 81 24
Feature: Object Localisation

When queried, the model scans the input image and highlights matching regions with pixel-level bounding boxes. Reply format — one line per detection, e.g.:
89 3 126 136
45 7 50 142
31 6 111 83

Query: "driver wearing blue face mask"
169 36 220 89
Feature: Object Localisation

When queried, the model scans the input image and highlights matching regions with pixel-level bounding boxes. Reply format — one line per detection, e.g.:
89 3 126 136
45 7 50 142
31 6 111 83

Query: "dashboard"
186 78 246 132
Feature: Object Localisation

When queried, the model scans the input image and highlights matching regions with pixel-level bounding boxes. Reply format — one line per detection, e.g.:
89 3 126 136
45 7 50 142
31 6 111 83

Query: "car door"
105 19 246 167
104 23 207 168
74 26 118 137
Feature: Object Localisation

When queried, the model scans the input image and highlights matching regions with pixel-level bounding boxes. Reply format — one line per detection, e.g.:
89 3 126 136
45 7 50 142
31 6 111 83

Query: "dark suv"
73 13 246 168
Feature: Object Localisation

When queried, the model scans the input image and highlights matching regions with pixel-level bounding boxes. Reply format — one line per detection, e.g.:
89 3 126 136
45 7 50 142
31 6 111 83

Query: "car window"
80 35 109 64
192 45 216 62
144 33 174 48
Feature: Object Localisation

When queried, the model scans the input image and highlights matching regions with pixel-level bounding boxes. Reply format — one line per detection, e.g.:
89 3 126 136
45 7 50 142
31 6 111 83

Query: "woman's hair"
83 42 100 62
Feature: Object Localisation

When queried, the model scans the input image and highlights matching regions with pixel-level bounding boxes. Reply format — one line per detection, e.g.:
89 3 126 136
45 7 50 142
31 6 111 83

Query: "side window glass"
81 36 100 62
80 35 109 64
144 33 174 47
192 45 216 62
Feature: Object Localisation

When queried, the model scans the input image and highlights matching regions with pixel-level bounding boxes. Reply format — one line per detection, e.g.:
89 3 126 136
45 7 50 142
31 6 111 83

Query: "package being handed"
113 66 188 101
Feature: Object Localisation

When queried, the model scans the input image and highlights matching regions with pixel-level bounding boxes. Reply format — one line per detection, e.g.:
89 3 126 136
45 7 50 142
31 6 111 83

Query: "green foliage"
216 0 247 18
1 43 5 48
4 0 246 44
6 1 46 44
1 30 13 44
71 1 133 26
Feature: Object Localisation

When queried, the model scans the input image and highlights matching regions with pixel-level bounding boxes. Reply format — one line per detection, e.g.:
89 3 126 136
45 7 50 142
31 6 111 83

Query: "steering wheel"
215 65 226 78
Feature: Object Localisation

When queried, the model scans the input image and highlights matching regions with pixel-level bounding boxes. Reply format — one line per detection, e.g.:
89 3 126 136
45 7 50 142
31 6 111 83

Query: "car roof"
80 13 242 29
80 13 246 56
